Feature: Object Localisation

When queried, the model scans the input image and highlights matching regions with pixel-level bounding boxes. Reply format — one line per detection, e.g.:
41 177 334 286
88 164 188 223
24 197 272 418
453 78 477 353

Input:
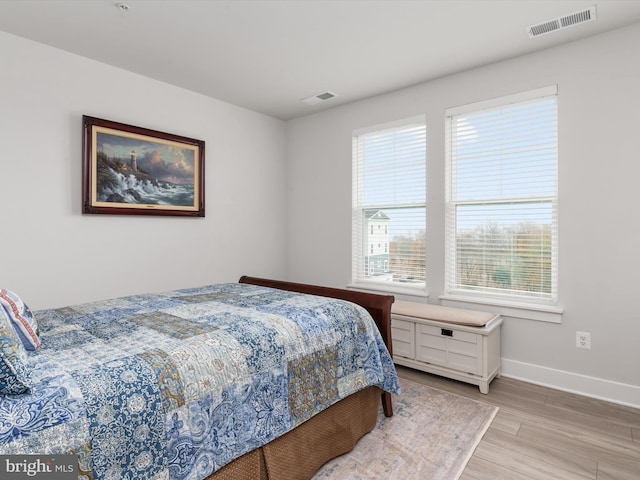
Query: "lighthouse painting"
82 116 205 217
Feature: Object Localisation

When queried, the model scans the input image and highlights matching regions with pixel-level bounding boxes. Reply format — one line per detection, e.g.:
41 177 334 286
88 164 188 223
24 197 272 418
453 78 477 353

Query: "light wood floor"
396 365 640 480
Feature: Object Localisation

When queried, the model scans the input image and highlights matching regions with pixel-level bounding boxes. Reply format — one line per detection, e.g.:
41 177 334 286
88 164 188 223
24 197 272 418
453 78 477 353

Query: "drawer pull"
441 328 453 337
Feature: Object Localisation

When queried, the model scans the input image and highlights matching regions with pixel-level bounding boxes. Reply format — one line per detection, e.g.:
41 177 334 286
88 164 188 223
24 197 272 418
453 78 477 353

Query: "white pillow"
0 289 41 350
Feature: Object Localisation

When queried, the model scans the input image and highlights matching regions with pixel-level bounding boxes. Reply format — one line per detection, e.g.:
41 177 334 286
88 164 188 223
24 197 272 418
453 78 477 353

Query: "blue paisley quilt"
0 283 399 480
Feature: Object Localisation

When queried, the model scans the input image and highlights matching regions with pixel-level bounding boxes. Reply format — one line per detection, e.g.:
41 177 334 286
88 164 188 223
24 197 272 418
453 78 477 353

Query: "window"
445 86 558 304
352 116 426 290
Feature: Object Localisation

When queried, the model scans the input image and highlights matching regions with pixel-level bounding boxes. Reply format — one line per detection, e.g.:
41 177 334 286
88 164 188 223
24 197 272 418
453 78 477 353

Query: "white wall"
285 23 640 406
0 31 287 309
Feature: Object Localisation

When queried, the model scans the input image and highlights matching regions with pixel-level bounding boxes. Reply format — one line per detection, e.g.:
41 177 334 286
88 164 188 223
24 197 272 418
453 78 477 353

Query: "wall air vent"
300 91 338 106
527 5 596 38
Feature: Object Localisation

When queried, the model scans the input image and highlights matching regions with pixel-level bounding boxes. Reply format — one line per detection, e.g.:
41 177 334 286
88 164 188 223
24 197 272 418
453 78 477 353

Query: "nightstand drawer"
417 331 480 373
448 351 481 374
391 318 415 359
448 337 478 358
417 343 447 365
420 324 478 344
419 327 447 350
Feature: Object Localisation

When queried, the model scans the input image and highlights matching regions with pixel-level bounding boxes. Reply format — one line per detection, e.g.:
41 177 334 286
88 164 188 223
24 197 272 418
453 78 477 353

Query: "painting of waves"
96 131 196 207
97 151 194 206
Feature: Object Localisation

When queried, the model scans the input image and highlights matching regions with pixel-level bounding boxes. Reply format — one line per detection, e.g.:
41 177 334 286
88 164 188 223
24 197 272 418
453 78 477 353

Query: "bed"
0 276 399 480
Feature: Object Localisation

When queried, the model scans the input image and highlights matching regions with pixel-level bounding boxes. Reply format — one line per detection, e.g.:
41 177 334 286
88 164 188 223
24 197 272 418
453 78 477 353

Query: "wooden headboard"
238 275 395 416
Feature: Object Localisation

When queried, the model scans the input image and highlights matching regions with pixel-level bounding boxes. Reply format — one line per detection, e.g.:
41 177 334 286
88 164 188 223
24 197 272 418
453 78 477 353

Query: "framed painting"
82 115 205 217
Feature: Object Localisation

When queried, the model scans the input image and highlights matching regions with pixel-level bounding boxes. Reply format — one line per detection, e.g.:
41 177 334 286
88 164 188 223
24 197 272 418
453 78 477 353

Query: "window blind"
445 87 558 302
352 117 426 289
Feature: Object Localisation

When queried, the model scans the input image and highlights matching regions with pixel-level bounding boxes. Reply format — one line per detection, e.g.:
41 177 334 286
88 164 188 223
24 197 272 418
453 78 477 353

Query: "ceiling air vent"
300 91 338 106
527 5 596 38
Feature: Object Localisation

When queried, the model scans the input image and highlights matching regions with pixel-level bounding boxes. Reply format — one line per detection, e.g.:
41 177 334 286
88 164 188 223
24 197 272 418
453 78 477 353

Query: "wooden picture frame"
82 115 205 217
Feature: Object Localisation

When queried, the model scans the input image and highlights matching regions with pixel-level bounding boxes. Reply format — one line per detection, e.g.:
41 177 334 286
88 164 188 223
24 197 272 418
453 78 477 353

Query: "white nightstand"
391 300 503 394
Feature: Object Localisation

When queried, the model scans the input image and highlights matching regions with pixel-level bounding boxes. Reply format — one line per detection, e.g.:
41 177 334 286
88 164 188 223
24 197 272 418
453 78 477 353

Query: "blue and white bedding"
0 283 399 480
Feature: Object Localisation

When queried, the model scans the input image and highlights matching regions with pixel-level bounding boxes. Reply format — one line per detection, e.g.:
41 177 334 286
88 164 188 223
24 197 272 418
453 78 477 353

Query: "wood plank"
462 456 537 480
544 391 640 429
473 440 595 480
493 400 634 443
489 410 521 435
517 424 640 473
481 428 597 479
597 460 640 480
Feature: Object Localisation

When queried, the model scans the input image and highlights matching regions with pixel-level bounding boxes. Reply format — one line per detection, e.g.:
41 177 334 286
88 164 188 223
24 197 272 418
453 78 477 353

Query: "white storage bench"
391 300 502 394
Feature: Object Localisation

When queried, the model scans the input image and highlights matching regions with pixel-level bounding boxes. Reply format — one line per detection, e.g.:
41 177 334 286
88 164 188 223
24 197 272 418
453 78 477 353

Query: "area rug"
312 377 499 480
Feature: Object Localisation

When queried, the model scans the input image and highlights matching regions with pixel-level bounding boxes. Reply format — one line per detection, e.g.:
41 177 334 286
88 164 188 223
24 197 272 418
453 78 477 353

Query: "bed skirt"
206 386 381 480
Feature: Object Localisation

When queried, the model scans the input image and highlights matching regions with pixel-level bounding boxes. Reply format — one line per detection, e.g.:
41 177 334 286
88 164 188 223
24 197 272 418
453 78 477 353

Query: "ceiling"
1 1 640 120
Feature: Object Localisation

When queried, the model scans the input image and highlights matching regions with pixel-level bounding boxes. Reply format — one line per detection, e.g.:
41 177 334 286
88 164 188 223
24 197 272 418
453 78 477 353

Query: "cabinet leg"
479 382 489 394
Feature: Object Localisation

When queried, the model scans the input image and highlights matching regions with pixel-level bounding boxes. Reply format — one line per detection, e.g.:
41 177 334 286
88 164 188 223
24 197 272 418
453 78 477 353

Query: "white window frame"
351 116 427 296
442 86 562 322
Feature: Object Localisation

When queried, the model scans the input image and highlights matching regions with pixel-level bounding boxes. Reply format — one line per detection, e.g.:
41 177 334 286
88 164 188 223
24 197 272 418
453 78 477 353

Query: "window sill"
439 294 563 323
347 282 429 299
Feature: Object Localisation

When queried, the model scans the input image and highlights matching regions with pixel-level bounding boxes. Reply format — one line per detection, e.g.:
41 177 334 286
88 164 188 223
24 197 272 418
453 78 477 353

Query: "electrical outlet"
576 331 591 350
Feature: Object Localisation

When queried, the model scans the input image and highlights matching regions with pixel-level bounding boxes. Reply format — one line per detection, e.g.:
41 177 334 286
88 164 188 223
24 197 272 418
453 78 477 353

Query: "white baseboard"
501 358 640 409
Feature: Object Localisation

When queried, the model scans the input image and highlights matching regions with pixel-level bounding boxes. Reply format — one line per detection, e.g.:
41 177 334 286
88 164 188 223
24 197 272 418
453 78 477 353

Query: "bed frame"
201 276 396 480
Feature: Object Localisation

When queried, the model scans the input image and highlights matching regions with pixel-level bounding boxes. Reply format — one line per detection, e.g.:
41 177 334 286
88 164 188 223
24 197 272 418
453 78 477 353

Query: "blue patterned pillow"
0 289 41 350
0 307 32 395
